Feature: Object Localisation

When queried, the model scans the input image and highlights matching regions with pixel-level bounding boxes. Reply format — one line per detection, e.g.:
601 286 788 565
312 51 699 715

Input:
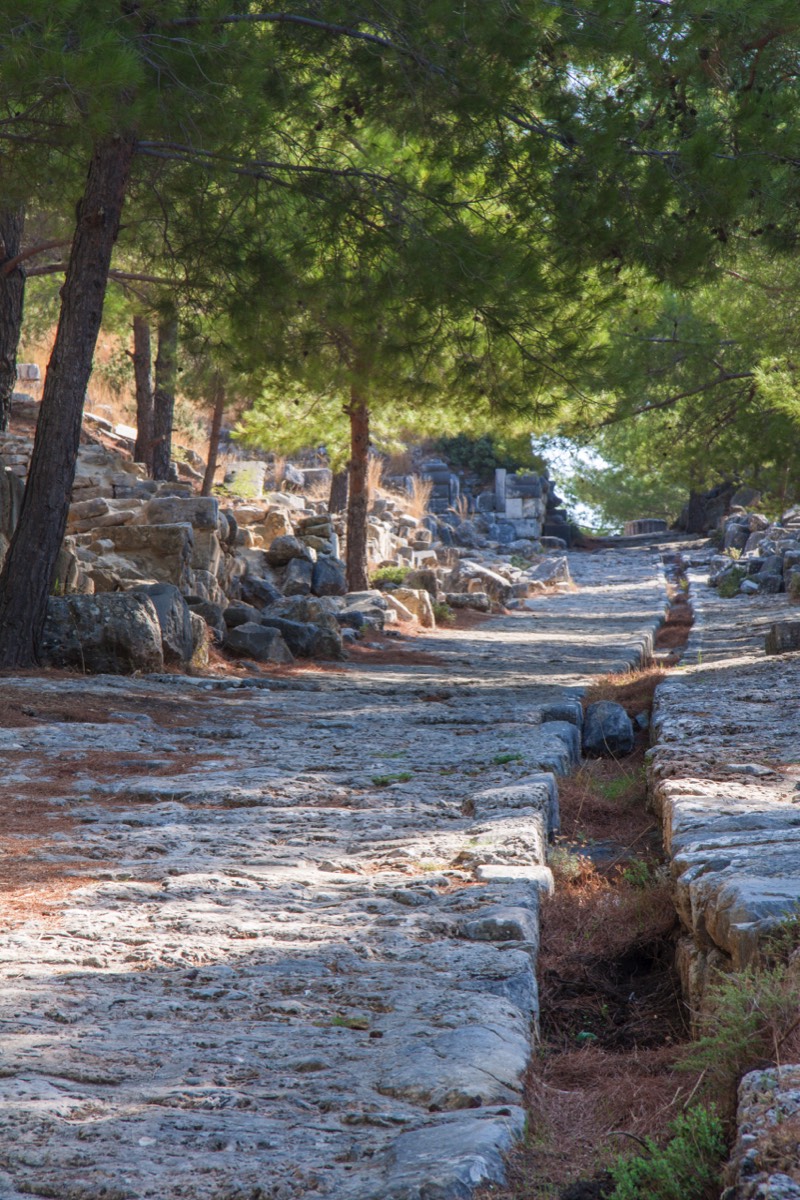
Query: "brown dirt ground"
477 588 697 1200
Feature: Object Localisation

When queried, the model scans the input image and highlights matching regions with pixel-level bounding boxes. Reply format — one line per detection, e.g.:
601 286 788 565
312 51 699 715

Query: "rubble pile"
0 407 576 675
708 506 800 597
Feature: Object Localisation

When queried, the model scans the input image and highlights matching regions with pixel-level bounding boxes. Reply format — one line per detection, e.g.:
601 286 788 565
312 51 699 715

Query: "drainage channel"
478 556 722 1200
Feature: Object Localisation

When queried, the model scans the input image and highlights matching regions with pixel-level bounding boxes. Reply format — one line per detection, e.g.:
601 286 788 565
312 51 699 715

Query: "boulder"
41 594 164 674
265 535 313 567
189 612 210 669
223 622 294 663
403 568 439 597
139 495 219 530
187 598 226 644
583 701 634 757
260 615 345 660
393 586 435 628
765 622 800 655
260 508 294 545
382 592 415 622
131 582 194 665
105 524 194 592
444 591 490 612
311 555 347 596
527 556 572 586
239 575 282 608
282 556 314 596
223 602 262 628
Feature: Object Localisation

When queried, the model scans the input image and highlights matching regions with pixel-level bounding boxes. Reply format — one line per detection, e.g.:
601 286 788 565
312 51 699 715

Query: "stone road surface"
0 548 667 1200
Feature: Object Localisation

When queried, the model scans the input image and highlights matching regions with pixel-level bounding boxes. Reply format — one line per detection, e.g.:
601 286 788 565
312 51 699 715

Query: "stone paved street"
0 548 667 1200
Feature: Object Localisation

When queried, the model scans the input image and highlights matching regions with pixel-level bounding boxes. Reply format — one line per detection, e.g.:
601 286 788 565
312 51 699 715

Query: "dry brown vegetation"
479 589 697 1200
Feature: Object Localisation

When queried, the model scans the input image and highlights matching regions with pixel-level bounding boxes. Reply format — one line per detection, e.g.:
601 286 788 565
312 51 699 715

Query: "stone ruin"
0 402 577 676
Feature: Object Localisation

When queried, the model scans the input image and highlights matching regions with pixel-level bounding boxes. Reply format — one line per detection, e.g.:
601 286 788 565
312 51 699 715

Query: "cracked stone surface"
0 547 666 1200
650 553 800 993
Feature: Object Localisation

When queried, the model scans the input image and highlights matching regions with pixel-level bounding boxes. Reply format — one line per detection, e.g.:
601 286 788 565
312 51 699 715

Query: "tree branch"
158 11 443 74
597 372 755 426
0 239 72 276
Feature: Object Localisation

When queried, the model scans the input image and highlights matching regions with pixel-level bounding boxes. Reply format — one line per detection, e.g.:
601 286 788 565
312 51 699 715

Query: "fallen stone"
223 602 262 628
282 556 314 596
187 598 226 643
445 591 491 612
140 495 219 530
265 535 314 567
223 622 294 663
260 615 345 660
393 586 435 628
311 555 347 596
583 700 634 757
130 582 194 665
765 622 800 654
239 574 282 608
41 593 164 674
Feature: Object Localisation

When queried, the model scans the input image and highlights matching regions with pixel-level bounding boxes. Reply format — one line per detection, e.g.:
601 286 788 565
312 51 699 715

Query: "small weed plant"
620 857 653 889
717 566 746 598
432 600 455 624
494 751 523 765
371 772 413 786
608 1104 725 1200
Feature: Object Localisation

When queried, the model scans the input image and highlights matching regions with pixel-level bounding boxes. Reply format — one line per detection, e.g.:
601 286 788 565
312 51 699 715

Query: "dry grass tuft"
406 473 433 518
366 454 385 500
583 666 667 718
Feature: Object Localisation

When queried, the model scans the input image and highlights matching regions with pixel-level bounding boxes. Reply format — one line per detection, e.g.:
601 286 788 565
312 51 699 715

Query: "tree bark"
0 206 25 431
201 371 226 496
345 389 370 592
0 134 136 668
132 314 154 472
151 311 178 481
328 467 349 513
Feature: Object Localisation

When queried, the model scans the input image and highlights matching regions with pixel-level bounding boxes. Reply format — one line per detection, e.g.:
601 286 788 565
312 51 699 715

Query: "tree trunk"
132 314 154 472
328 467 349 513
0 206 25 431
201 371 225 496
151 311 178 481
345 389 370 592
0 134 135 668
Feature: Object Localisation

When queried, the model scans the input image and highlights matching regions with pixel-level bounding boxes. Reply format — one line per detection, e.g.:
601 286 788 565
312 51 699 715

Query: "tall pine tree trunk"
0 134 135 667
201 371 225 497
0 206 25 432
345 388 370 592
151 311 178 481
328 468 348 513
132 314 154 472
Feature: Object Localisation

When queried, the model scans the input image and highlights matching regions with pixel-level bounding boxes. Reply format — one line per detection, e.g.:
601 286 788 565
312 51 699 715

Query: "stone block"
583 701 634 757
107 523 194 591
765 622 800 655
223 622 293 663
41 594 164 674
141 495 219 529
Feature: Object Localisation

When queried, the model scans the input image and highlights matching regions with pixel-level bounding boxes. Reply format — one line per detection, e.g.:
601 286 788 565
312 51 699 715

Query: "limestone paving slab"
649 560 800 989
0 547 666 1200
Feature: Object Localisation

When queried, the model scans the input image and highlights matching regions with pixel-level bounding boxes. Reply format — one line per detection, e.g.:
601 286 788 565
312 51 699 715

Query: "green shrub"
717 566 746 598
609 1105 725 1200
370 565 410 587
432 600 455 624
433 433 540 481
683 958 800 1109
